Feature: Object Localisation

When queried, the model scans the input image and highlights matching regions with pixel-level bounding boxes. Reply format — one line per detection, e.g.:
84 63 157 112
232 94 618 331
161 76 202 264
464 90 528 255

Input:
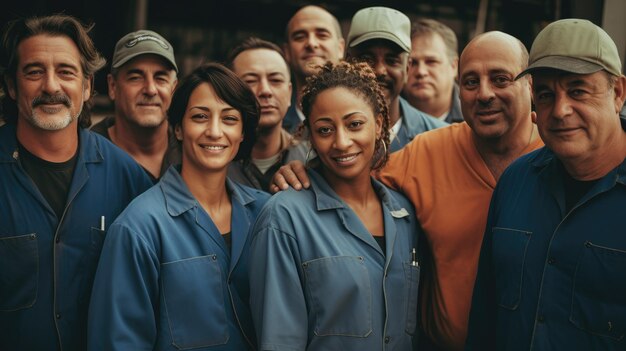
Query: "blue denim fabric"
0 123 152 351
467 147 626 351
390 98 448 153
88 166 270 350
249 169 422 350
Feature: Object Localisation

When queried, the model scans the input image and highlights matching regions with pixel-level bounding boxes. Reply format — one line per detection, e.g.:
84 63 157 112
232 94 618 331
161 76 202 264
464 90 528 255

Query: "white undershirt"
252 153 281 174
390 118 402 142
437 110 450 121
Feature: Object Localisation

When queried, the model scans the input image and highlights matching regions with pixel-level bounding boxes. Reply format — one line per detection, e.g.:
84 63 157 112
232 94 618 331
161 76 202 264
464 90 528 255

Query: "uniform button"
547 258 555 264
537 315 545 323
384 336 391 343
56 313 61 319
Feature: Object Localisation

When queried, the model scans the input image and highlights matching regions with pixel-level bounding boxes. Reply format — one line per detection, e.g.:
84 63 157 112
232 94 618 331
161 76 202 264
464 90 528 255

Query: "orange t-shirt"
378 122 543 351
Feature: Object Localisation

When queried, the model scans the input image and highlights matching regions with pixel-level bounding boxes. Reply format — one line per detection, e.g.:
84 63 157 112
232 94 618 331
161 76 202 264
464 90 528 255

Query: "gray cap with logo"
347 7 411 53
517 18 622 78
111 30 178 72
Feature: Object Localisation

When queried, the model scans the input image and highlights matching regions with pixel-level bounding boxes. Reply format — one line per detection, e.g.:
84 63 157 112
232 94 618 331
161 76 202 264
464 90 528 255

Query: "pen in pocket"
411 248 418 267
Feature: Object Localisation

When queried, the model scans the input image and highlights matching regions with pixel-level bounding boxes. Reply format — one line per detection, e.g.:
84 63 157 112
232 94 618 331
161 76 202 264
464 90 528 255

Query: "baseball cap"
347 7 411 52
111 30 178 72
517 18 622 79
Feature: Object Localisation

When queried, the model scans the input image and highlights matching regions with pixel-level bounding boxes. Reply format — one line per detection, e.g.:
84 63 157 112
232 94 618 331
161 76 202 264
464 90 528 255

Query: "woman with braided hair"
249 61 423 350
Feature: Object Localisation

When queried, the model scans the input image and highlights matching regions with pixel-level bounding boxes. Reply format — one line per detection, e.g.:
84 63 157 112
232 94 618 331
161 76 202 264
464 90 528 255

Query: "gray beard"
26 103 82 131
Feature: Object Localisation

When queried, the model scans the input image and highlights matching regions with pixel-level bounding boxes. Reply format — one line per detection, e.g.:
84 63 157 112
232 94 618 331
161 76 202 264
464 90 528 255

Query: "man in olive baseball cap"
346 6 446 153
91 29 180 181
467 19 626 350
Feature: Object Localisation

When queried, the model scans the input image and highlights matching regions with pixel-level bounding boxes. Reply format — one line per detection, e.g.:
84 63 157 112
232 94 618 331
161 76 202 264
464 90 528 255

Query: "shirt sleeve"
376 136 418 191
464 187 499 351
88 222 160 351
249 224 307 351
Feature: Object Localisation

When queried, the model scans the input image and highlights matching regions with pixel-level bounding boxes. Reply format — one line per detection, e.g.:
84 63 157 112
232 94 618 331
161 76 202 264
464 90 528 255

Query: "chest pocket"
303 255 372 337
161 255 228 349
492 227 531 310
0 233 38 312
570 242 626 341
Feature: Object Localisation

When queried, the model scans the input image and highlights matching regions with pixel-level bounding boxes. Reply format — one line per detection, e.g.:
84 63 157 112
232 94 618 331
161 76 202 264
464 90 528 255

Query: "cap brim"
112 51 178 72
516 56 603 80
349 32 410 52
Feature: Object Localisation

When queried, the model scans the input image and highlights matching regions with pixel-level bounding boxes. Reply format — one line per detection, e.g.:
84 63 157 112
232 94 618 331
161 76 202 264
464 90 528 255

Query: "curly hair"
300 61 391 170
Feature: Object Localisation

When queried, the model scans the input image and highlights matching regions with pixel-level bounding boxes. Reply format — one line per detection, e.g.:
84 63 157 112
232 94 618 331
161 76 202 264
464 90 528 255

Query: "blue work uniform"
88 166 270 351
0 123 152 351
391 98 448 153
249 169 422 351
466 147 626 351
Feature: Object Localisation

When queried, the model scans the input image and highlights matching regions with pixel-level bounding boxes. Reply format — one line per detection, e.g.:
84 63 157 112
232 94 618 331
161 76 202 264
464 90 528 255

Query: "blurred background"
2 0 624 115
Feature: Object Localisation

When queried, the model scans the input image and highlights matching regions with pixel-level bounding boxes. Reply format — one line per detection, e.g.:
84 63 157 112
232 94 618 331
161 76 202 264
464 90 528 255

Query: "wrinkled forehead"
288 8 338 37
17 34 85 73
531 69 609 90
233 48 291 77
460 49 522 77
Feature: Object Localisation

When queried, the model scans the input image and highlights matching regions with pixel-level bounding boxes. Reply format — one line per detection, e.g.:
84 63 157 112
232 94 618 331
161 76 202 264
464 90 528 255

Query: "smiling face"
285 6 345 80
108 54 177 129
532 70 626 165
232 48 291 131
8 34 91 131
175 83 244 176
348 40 408 109
459 32 532 141
309 86 382 185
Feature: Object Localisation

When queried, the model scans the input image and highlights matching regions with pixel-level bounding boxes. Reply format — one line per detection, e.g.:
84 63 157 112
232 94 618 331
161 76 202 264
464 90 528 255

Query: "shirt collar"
308 168 410 218
161 165 256 216
529 146 626 185
0 122 103 164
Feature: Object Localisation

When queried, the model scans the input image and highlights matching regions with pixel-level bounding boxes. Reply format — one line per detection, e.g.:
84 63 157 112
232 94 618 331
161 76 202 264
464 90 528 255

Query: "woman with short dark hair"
88 63 268 351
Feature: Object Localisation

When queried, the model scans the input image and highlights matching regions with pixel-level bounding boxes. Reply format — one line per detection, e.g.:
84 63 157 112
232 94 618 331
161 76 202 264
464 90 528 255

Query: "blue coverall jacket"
0 123 152 351
249 169 422 351
467 147 626 351
391 98 448 153
88 166 270 350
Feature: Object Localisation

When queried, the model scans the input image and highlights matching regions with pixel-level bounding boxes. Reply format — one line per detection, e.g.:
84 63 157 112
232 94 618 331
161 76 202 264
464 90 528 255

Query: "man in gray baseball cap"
91 29 180 181
346 6 447 152
467 18 626 351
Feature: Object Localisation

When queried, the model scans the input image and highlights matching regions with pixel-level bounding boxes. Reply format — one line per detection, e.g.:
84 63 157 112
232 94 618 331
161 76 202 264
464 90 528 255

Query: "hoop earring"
305 144 314 167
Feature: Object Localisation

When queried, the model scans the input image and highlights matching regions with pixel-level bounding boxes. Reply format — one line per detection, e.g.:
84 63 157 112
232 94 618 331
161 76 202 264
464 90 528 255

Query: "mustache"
137 97 161 105
32 94 71 108
376 75 393 89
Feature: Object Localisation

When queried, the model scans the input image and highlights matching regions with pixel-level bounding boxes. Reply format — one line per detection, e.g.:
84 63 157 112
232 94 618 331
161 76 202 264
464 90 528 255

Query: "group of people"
0 4 624 351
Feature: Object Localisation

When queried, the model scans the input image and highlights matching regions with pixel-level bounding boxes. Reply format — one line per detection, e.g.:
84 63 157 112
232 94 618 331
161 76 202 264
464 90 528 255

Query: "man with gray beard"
0 14 152 351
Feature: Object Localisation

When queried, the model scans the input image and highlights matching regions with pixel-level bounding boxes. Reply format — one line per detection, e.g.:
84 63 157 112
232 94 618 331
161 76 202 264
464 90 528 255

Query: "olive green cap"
347 7 411 52
112 30 178 72
517 18 621 79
